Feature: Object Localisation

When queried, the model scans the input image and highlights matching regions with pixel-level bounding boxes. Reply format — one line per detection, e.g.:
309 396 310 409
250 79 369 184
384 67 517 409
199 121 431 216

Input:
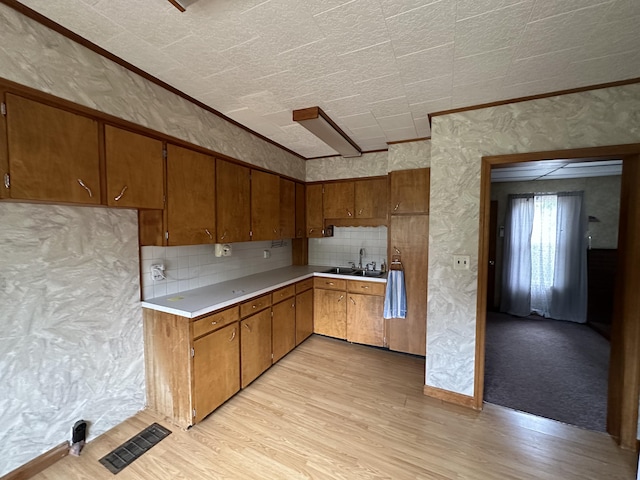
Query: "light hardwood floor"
33 335 635 480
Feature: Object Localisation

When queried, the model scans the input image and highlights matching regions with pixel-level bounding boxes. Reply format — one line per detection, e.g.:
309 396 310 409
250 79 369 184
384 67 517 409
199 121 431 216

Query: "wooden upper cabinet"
279 177 295 239
216 159 250 243
105 125 164 209
323 181 355 219
389 168 430 214
5 93 101 204
251 170 280 241
306 183 323 238
295 182 305 239
355 178 388 219
166 144 216 245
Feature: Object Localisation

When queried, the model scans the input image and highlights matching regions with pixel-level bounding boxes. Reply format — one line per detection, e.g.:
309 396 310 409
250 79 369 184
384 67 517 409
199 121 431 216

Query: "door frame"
474 143 640 449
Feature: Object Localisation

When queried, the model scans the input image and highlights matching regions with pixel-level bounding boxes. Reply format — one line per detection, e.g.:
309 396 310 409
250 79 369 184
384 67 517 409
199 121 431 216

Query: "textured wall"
490 175 622 307
0 4 305 180
428 84 640 396
388 140 431 171
0 203 143 477
305 140 431 182
141 240 292 300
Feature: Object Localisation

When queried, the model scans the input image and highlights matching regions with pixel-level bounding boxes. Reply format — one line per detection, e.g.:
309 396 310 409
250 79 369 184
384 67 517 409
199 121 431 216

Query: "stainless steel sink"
322 267 384 278
322 267 356 275
350 270 384 278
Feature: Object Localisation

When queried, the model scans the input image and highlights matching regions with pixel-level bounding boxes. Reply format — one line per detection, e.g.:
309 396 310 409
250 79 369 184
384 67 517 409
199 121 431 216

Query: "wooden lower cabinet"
241 308 272 388
192 322 239 423
313 278 385 347
143 306 240 428
272 297 296 363
295 285 313 345
347 280 385 347
314 285 347 339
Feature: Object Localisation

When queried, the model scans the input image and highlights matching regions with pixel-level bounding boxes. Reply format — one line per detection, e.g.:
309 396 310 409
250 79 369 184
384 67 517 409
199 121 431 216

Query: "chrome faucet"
359 248 366 269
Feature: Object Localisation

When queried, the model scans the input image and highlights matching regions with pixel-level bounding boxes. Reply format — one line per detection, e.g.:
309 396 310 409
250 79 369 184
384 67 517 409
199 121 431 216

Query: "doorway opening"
484 163 621 432
475 144 640 449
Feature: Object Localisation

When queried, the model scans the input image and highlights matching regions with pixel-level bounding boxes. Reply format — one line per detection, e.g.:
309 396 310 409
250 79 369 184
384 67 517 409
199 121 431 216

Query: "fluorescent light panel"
293 107 362 158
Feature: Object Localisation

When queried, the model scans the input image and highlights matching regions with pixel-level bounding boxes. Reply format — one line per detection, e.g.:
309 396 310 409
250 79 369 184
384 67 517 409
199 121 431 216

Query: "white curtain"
500 195 534 317
500 191 588 323
530 195 557 317
549 192 588 323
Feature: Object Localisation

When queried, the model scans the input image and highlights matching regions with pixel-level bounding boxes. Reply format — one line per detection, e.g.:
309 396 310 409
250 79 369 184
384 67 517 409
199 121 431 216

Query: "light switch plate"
453 255 470 270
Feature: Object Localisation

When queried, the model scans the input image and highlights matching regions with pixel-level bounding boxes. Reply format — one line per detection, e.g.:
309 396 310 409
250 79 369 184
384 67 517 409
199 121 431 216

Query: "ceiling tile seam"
276 39 324 57
240 1 273 15
577 2 631 58
384 0 442 20
336 39 392 58
454 0 533 24
525 0 616 26
403 73 452 88
454 45 514 62
311 0 358 18
394 41 454 60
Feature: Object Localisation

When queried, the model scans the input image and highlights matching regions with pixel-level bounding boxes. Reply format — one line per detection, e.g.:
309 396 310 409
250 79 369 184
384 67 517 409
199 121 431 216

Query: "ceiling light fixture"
293 106 362 158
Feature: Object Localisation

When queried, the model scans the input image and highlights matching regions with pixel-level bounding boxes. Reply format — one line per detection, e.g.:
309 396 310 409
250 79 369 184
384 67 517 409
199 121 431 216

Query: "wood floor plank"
31 335 635 480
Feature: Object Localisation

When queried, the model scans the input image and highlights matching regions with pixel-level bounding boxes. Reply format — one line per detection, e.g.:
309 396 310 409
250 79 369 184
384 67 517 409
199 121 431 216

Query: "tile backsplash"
141 240 292 300
309 226 388 269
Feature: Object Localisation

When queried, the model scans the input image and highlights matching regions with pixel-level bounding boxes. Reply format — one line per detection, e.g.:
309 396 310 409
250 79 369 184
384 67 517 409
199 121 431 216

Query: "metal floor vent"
99 422 171 474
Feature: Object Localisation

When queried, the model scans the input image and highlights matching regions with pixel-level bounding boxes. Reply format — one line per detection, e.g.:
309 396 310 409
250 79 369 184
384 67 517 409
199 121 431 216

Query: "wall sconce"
293 106 362 158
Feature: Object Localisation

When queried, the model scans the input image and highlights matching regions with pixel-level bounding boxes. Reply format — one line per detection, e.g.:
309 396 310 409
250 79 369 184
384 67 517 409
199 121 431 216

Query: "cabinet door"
389 168 430 214
347 293 385 347
5 93 101 204
323 181 355 219
388 215 429 355
313 288 346 339
279 178 295 239
355 178 388 219
166 144 216 245
251 170 280 241
105 125 164 209
217 159 250 243
295 288 313 345
272 299 296 363
306 183 323 238
241 309 272 388
295 182 306 239
192 322 240 423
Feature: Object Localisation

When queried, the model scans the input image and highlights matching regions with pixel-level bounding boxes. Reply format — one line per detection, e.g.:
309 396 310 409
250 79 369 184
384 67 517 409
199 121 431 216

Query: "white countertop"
141 265 387 319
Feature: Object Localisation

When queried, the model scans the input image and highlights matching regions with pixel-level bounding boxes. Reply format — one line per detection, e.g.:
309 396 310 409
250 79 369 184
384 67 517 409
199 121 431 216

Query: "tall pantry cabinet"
388 168 430 356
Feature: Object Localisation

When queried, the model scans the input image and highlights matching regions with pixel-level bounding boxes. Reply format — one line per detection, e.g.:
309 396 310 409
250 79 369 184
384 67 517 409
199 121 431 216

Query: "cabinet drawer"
348 280 386 296
272 284 295 303
240 294 272 318
313 277 346 291
295 278 313 293
192 306 239 338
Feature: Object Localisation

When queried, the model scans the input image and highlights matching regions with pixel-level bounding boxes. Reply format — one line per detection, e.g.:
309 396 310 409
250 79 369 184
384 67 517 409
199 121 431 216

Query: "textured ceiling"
16 0 640 158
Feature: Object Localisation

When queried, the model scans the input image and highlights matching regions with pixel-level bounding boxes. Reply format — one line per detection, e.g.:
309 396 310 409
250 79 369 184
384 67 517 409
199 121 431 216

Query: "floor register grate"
99 422 171 474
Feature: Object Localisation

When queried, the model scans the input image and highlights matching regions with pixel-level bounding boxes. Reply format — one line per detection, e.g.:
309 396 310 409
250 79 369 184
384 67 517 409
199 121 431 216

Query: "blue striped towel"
383 270 407 319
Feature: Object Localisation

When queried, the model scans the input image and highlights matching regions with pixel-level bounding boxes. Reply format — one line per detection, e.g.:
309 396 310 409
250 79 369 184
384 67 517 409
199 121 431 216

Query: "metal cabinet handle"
346 209 352 217
393 202 400 211
309 228 314 234
273 228 278 234
205 228 213 239
291 302 295 308
327 282 334 286
350 297 356 305
229 328 236 341
220 231 227 241
4 173 9 189
211 320 218 325
394 246 401 254
114 185 128 201
243 323 252 333
358 208 363 215
77 178 93 198
361 285 369 289
337 295 344 302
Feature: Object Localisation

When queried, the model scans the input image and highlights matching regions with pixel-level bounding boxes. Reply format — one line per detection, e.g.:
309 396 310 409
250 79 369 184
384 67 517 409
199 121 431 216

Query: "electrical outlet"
221 244 232 257
453 255 470 270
